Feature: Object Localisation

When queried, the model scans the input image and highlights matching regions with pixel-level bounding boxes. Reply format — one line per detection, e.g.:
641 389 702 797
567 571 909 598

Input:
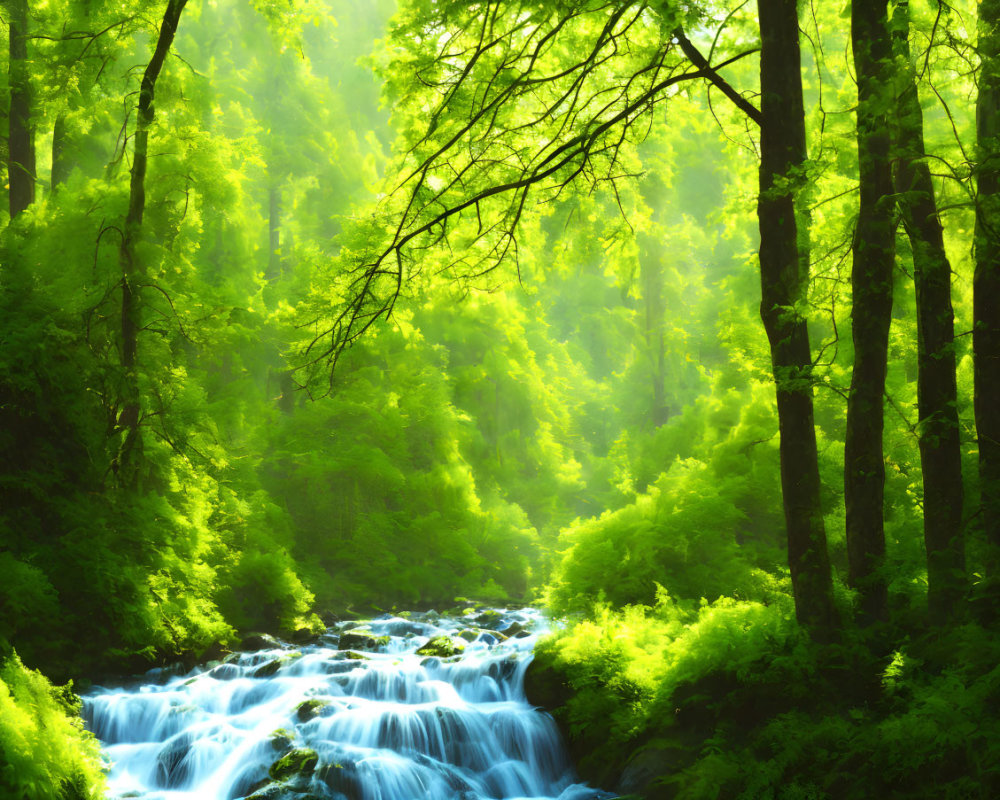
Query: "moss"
268 747 319 782
416 635 465 657
295 698 329 721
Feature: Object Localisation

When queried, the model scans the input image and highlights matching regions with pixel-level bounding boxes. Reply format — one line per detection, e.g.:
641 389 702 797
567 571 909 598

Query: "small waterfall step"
84 607 614 800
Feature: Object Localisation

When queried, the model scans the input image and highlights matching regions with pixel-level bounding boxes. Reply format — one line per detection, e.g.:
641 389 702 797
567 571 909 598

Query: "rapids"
83 607 610 800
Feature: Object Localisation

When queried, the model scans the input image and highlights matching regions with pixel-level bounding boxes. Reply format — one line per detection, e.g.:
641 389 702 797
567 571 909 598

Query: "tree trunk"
756 0 837 638
976 0 1000 605
844 0 895 625
7 0 36 218
116 0 188 475
51 114 71 191
891 0 965 624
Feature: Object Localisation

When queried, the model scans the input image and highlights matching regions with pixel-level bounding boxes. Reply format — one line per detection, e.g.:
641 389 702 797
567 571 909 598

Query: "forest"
2 0 1000 797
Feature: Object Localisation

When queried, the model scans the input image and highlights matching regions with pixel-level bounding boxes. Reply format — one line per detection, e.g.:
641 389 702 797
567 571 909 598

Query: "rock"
523 652 571 711
268 747 319 782
501 621 532 639
269 728 294 751
207 663 241 681
337 629 390 652
614 741 689 798
199 640 232 663
341 650 370 661
252 652 302 678
474 609 504 629
296 698 329 721
155 732 194 788
416 635 465 658
241 632 282 651
458 629 479 642
290 627 318 644
320 759 363 800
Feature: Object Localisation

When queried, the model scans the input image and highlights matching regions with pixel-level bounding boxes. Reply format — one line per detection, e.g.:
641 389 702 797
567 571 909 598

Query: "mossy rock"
296 698 329 721
458 629 480 642
253 652 303 678
475 609 504 629
416 636 465 658
341 650 369 661
269 728 294 751
242 633 282 651
502 621 532 639
268 747 319 782
338 629 390 652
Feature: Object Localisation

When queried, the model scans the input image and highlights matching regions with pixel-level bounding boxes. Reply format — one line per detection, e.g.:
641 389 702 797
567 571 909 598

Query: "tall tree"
977 0 1000 604
116 0 188 475
756 0 837 637
844 0 895 625
6 0 36 218
891 0 965 624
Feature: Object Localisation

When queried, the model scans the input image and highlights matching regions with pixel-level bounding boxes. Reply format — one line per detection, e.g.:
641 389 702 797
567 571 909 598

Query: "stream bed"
83 607 609 800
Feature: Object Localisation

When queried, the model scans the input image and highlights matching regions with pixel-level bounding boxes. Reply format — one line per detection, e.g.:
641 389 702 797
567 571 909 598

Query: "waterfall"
83 608 611 800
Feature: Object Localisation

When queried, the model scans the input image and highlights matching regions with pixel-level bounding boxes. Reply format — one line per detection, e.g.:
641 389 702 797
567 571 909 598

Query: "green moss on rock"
268 747 319 782
416 635 465 657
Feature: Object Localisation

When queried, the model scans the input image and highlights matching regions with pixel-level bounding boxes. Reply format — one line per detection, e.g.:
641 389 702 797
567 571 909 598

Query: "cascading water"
83 608 610 800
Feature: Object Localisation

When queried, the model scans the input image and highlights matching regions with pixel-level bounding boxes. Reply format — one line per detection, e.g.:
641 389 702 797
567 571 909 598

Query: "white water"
83 608 610 800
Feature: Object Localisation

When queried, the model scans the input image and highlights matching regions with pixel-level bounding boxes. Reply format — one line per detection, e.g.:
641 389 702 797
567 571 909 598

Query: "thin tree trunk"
116 0 188 475
51 114 71 191
892 0 965 624
7 0 35 218
844 0 894 625
757 0 837 639
976 0 1000 603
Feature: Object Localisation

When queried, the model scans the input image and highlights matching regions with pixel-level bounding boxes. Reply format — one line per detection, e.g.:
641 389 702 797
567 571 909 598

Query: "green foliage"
0 653 106 800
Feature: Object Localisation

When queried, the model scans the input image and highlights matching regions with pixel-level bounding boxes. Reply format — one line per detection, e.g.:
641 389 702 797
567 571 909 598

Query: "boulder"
268 747 319 783
416 635 465 658
474 609 504 629
501 621 532 639
337 629 390 652
252 652 302 679
241 633 282 651
295 698 329 721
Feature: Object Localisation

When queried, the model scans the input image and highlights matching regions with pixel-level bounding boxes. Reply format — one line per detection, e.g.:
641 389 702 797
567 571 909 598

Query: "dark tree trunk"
51 114 71 191
891 0 965 624
7 0 36 218
976 0 1000 602
756 0 837 638
844 0 895 625
116 0 188 475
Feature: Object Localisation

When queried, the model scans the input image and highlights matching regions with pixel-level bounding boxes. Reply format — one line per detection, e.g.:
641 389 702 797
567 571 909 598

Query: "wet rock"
501 621 532 639
416 635 465 657
155 732 194 789
267 728 294 753
320 759 363 800
252 652 302 678
207 663 241 681
241 632 282 651
341 650 370 661
268 747 319 782
337 629 390 652
475 609 504 629
458 629 480 642
295 698 329 721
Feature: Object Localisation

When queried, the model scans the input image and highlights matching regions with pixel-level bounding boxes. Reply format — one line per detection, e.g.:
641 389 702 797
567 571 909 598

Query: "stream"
83 607 609 800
